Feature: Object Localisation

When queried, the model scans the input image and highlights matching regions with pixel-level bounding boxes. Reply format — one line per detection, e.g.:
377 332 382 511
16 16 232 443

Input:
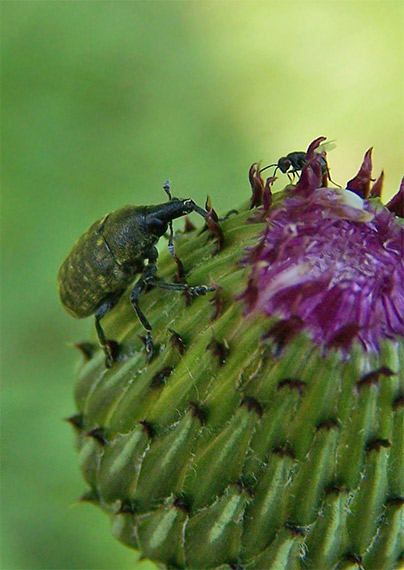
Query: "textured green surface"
72 201 404 569
3 2 404 569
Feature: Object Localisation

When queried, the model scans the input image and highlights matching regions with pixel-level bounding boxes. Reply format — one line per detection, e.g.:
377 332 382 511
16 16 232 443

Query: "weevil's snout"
186 200 208 219
168 198 208 220
182 198 195 211
146 198 208 227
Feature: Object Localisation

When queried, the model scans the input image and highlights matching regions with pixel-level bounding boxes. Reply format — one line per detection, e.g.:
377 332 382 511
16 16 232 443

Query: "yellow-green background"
2 1 403 569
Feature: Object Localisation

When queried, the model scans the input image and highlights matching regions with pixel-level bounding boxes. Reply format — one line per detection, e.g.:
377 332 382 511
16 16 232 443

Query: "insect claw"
105 352 113 368
104 340 120 368
187 285 215 296
145 332 155 361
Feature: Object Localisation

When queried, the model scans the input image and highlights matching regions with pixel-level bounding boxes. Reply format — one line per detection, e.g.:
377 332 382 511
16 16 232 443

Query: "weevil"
58 182 213 367
261 145 340 187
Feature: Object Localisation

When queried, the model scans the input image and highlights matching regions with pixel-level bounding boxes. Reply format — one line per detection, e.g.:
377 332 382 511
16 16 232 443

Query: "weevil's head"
144 199 206 238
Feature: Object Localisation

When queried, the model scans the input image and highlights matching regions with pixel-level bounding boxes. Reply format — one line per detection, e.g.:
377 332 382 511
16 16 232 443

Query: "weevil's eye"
146 216 168 237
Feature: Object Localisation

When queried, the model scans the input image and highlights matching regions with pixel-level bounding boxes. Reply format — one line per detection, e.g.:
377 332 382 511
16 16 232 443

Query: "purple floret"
241 142 404 352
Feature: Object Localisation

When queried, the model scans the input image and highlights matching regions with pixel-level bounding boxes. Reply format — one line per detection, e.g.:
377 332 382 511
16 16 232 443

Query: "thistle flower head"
68 139 404 570
242 141 404 353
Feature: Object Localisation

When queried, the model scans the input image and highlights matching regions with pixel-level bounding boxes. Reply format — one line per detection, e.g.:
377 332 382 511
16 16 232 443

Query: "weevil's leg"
129 262 157 359
153 281 214 296
129 277 153 331
129 267 214 359
94 293 123 368
218 209 238 222
130 246 214 360
167 225 175 257
148 245 213 296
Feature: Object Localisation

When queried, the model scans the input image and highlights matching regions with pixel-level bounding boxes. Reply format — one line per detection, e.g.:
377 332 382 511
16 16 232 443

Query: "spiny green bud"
66 139 404 570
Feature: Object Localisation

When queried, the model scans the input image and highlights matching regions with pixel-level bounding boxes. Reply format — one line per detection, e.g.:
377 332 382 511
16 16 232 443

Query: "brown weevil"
58 182 213 367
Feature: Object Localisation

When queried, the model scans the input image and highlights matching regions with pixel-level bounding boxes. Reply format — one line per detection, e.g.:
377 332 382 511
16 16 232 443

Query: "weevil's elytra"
58 184 214 368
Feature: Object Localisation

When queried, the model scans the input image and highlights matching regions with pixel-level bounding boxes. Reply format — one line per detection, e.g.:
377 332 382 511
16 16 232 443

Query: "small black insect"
261 144 339 187
58 182 213 367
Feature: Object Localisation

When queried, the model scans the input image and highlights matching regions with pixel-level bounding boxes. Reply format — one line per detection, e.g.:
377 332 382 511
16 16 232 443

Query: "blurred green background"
1 1 403 569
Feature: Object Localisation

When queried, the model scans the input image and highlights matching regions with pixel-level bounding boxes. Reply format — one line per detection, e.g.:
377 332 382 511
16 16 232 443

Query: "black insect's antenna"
260 163 279 176
162 180 175 258
260 163 277 172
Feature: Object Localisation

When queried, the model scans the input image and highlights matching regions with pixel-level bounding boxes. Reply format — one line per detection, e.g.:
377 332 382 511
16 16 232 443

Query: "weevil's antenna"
163 179 172 200
162 180 175 258
162 179 186 281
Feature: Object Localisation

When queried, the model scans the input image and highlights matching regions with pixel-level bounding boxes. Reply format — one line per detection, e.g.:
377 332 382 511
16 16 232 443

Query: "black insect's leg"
288 168 300 182
325 165 342 188
94 293 123 368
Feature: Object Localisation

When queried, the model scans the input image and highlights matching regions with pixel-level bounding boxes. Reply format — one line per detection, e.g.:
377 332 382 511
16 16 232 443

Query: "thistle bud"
68 140 404 570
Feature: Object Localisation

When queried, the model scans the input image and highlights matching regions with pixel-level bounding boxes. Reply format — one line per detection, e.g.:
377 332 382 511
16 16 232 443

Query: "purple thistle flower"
241 141 404 353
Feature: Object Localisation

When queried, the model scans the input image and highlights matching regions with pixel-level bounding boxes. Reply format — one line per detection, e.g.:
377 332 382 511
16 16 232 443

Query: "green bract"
67 146 404 570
